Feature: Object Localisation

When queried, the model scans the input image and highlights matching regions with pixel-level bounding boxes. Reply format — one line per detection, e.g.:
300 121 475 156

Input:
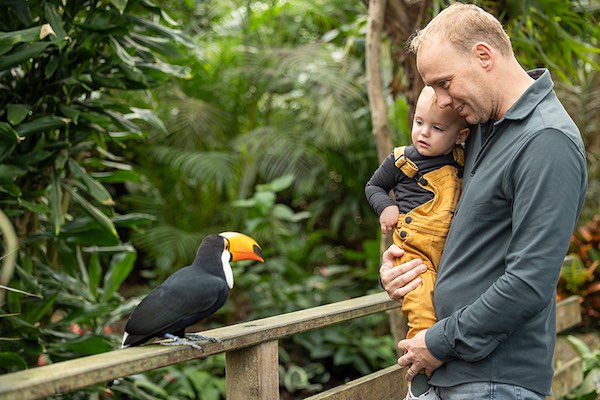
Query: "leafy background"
0 1 599 399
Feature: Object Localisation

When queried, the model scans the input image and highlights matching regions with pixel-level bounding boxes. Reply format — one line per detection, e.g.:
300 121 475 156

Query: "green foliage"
565 335 600 399
0 0 192 380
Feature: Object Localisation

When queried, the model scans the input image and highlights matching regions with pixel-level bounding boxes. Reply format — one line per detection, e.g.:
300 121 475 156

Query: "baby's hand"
379 206 400 234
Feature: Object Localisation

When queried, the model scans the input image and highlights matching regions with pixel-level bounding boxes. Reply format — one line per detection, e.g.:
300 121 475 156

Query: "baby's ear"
455 127 470 145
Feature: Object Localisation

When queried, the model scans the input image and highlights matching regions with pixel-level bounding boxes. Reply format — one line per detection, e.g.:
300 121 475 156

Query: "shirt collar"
501 68 554 122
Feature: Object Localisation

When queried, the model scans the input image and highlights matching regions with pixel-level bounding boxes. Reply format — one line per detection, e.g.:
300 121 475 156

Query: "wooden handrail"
0 292 400 400
0 293 583 400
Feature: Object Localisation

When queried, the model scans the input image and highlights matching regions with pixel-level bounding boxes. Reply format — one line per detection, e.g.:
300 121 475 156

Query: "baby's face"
411 87 468 157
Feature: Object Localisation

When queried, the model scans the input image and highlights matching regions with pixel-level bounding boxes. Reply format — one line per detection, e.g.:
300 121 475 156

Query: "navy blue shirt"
425 69 587 395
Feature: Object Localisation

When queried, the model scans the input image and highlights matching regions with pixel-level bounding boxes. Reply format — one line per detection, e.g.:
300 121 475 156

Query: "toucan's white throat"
222 251 234 289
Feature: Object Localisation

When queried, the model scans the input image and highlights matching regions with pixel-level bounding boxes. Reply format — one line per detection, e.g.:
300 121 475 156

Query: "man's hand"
397 330 443 380
379 244 427 302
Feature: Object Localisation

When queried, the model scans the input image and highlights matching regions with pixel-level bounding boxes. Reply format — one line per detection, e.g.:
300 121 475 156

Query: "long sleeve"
365 153 399 216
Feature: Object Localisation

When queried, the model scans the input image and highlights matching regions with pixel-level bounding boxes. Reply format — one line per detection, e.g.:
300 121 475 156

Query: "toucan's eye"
224 239 230 251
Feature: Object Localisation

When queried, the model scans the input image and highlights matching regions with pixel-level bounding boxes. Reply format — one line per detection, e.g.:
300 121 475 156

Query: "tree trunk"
366 0 394 164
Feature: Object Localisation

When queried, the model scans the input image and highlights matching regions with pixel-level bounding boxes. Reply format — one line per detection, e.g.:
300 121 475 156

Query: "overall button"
405 216 412 223
400 230 407 238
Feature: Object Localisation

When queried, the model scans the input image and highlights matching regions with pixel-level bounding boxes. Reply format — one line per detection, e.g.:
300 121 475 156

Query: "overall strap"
452 145 465 167
452 145 465 178
394 146 419 178
394 146 429 186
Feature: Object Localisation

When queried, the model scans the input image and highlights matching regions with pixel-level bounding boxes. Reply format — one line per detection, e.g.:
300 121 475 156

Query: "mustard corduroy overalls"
392 145 464 339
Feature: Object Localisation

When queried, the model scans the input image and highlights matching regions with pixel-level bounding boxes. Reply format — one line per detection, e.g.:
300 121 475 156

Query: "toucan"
120 232 264 349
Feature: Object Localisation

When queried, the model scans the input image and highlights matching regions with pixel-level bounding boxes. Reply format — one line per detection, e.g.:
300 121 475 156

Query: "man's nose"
436 92 453 108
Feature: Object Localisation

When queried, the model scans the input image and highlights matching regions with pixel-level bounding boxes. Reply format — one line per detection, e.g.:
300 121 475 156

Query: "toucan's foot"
185 333 224 345
161 333 203 350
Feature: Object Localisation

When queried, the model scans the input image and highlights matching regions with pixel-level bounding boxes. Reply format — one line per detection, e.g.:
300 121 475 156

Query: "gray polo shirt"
425 69 587 395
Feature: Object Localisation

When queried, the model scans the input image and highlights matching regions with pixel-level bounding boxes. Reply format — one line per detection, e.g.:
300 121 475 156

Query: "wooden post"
226 341 279 400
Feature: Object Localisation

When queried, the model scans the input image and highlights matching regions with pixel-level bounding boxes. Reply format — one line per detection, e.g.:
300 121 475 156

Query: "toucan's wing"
123 269 229 345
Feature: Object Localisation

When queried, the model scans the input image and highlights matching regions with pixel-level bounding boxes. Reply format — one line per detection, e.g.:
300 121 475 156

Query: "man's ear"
472 42 493 70
455 127 470 145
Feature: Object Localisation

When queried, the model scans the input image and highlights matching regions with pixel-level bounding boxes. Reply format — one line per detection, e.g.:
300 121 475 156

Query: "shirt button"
400 231 407 238
405 216 412 223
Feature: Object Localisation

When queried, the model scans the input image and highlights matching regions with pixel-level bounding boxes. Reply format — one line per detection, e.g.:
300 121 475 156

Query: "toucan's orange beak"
219 232 264 263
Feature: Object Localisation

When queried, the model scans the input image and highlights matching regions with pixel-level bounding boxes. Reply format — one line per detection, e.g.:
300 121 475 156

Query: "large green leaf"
0 41 51 71
15 116 70 137
68 159 114 206
126 15 195 48
102 250 136 301
0 165 27 185
48 334 114 356
66 188 118 239
0 352 27 373
0 122 20 163
6 104 31 125
0 24 54 56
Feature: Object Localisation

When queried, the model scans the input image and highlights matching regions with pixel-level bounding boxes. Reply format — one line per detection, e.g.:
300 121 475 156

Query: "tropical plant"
559 215 600 329
0 0 191 375
565 335 600 400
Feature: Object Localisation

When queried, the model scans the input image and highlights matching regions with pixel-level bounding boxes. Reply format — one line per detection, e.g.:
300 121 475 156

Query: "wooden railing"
0 293 583 400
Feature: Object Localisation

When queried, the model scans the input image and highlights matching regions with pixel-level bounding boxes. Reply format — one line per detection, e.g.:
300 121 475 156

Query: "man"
380 3 587 399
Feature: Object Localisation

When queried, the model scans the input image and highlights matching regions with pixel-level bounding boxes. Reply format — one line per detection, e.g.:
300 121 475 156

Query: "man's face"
416 39 492 125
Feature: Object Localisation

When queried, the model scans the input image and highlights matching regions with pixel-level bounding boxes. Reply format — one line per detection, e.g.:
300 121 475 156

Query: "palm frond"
132 224 205 272
152 87 229 150
149 146 241 194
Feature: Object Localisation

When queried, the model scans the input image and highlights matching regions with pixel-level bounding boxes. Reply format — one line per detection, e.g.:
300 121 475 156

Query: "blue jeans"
436 382 545 400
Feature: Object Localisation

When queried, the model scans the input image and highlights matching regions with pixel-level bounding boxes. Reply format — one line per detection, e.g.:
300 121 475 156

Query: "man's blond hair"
409 2 511 57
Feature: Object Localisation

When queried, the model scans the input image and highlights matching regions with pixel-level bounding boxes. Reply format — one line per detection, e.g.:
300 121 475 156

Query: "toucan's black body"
122 235 230 347
121 233 263 348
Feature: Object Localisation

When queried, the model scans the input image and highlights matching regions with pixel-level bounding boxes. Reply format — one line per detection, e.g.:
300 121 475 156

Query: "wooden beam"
226 341 279 400
0 292 400 400
304 365 406 400
550 355 583 400
556 295 581 333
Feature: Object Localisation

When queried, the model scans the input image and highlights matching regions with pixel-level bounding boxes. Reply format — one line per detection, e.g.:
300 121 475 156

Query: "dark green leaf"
0 122 20 142
102 250 136 300
68 159 114 206
48 335 114 356
91 169 141 183
49 169 63 236
0 165 26 184
126 15 195 48
15 116 69 137
43 3 67 49
66 188 118 239
0 352 27 372
110 0 128 14
7 104 31 125
112 213 156 227
0 42 51 71
58 105 81 124
88 253 102 298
